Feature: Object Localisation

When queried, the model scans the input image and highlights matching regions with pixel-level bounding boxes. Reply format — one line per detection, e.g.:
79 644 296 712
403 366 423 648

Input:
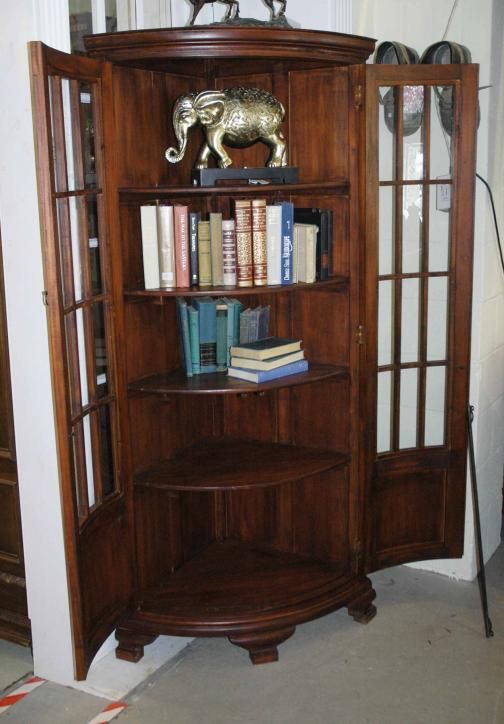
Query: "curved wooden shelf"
128 363 346 395
124 277 348 300
134 438 347 491
118 180 350 200
85 27 375 72
115 541 376 663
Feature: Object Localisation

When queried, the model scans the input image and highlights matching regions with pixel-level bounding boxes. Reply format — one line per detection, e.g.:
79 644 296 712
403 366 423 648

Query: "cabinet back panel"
292 378 350 451
124 301 176 381
293 469 348 565
292 289 349 364
120 204 144 290
223 393 278 441
288 68 349 183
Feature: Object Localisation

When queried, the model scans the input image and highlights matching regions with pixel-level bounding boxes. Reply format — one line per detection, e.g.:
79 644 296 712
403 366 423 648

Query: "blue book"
227 358 309 383
176 297 193 377
216 301 228 372
187 305 201 374
278 201 294 285
189 211 200 286
221 298 244 366
192 296 217 373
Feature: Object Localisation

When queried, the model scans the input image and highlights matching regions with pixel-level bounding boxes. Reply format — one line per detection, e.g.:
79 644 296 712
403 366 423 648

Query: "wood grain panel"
291 378 350 452
289 68 349 183
292 287 349 364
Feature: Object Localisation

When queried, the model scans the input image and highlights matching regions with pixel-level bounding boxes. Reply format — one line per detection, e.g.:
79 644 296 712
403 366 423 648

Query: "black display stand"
192 166 299 187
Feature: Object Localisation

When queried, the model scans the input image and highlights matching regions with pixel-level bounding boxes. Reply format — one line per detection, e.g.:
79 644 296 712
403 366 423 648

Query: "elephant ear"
194 90 226 126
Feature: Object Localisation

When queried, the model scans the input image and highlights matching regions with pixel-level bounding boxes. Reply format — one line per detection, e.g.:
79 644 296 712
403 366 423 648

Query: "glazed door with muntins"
30 43 133 679
364 64 479 571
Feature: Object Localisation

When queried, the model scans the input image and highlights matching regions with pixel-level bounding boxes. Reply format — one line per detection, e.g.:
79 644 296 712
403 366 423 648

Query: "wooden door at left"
0 228 30 646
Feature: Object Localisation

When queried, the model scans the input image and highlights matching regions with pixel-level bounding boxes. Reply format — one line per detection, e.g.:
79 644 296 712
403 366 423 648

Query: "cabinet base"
115 542 377 665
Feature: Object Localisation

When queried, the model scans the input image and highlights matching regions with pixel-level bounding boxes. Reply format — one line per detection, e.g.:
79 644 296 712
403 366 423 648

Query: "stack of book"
227 337 308 383
140 201 333 291
176 297 271 377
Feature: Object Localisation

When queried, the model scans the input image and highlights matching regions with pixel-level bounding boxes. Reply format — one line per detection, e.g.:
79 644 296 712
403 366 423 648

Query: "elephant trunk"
165 124 189 164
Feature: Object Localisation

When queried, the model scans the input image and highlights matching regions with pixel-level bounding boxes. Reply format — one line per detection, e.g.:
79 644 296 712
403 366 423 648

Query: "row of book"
176 296 271 377
140 201 333 291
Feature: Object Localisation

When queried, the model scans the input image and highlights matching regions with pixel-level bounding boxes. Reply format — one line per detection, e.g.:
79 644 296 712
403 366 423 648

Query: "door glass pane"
402 86 425 181
87 195 103 295
379 186 395 275
72 421 87 516
83 413 95 508
100 405 115 496
425 366 446 446
76 307 89 407
62 79 77 192
79 82 97 189
379 86 396 181
427 277 448 360
429 191 451 272
65 313 82 415
399 368 418 449
430 85 455 180
93 303 109 397
377 371 393 453
378 280 394 366
401 278 420 363
402 184 423 273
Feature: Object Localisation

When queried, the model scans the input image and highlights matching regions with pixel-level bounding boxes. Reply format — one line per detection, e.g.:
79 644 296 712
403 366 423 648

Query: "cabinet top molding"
84 27 375 69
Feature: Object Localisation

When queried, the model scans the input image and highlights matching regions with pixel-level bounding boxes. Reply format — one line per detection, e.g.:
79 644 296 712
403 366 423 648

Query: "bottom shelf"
116 541 377 664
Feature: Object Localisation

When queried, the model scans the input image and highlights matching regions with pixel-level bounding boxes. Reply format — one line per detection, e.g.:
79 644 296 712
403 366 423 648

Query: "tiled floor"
1 545 503 723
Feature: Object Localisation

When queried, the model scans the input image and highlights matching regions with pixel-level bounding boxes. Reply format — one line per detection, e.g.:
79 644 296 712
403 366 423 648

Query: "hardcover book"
222 219 237 287
234 199 253 287
187 305 201 374
278 201 294 285
230 336 302 361
216 301 228 371
227 358 309 383
294 207 333 281
230 349 304 371
189 211 201 286
294 223 317 284
176 297 193 377
140 205 160 290
174 205 190 288
197 220 212 287
210 212 224 287
192 296 217 373
252 198 267 286
266 204 282 285
157 204 176 288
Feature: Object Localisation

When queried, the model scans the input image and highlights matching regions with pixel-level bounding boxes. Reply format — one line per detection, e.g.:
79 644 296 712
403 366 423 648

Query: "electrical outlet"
436 175 451 212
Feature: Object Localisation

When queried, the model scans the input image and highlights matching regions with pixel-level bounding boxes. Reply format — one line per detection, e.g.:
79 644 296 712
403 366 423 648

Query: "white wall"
355 0 504 579
0 0 75 683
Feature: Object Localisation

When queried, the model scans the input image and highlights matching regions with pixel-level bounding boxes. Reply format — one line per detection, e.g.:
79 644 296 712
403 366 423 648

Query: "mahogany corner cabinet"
29 27 478 679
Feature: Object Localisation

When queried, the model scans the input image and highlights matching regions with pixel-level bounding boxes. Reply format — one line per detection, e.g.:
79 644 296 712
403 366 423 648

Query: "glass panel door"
365 64 478 571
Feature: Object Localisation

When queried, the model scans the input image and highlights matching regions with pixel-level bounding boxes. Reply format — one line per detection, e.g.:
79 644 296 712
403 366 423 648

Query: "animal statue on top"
187 0 287 25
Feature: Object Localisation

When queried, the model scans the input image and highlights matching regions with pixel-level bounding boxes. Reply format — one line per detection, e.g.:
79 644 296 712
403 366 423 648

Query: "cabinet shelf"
134 438 347 492
118 180 349 201
128 364 346 396
124 277 348 300
123 540 356 631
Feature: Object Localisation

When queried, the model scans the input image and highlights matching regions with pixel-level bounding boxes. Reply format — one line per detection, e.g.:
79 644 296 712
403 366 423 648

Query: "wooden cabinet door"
363 65 479 571
30 43 133 679
0 230 30 646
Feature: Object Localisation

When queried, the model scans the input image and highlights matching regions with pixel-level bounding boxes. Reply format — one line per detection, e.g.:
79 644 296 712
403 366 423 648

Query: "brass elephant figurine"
165 87 288 169
187 0 287 25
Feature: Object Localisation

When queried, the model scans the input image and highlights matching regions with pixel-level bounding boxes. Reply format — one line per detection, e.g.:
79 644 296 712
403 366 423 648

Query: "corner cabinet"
29 28 478 679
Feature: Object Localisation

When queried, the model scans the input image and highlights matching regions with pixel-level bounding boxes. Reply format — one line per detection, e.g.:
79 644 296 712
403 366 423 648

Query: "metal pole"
467 404 494 638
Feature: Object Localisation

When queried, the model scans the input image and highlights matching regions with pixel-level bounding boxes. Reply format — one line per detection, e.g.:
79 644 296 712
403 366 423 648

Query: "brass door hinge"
42 290 49 306
356 324 364 345
354 84 363 110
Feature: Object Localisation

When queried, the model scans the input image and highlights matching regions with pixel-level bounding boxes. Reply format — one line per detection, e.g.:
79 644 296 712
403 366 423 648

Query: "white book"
140 205 160 289
295 223 317 283
266 205 282 285
222 219 237 286
157 204 176 288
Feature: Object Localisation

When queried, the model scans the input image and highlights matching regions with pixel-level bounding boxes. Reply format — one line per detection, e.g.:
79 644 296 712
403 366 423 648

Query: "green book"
187 305 200 374
176 297 193 377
